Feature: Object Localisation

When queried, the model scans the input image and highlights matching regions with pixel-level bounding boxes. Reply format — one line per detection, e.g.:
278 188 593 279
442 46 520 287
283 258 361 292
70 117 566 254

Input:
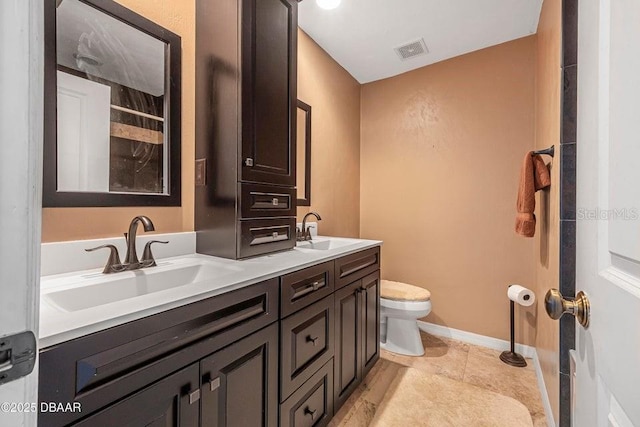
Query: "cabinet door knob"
209 377 221 392
188 389 200 405
304 406 317 420
245 157 254 167
306 335 320 346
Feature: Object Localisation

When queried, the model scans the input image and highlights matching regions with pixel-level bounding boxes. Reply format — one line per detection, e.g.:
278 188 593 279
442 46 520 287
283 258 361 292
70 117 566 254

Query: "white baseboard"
417 321 556 426
416 320 536 357
532 350 557 427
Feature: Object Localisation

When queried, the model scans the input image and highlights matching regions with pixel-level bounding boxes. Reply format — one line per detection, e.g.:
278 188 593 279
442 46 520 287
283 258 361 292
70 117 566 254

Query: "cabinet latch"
245 158 254 167
0 331 36 386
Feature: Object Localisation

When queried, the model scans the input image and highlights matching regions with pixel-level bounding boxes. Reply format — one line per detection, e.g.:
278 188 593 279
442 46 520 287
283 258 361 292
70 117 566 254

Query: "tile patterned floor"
329 331 548 427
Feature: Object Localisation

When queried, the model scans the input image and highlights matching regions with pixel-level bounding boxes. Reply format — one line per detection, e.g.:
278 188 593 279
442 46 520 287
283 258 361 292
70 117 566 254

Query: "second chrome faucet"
86 215 168 274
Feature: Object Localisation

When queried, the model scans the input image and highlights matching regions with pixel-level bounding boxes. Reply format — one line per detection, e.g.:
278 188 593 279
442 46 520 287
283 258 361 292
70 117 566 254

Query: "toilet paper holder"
500 284 534 368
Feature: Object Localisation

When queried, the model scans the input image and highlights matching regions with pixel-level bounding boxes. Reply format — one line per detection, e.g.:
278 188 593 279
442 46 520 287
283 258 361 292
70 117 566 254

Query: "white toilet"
380 280 432 356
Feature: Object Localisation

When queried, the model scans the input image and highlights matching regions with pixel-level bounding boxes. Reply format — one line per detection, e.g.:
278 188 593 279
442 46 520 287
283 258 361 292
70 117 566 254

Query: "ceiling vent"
394 38 429 61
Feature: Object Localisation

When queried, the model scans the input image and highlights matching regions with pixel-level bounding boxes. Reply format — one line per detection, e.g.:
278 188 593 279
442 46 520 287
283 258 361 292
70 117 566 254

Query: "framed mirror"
296 100 312 206
43 0 181 207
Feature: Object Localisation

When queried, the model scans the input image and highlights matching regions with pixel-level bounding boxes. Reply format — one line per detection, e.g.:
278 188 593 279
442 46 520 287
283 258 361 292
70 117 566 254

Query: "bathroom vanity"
38 239 381 426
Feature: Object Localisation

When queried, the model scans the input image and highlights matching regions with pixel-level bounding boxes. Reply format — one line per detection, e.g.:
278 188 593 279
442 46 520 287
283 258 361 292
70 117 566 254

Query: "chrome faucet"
85 216 167 273
297 212 322 242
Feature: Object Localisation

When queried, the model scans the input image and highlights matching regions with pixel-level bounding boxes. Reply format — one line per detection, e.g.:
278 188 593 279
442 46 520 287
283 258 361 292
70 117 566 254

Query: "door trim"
559 1 579 426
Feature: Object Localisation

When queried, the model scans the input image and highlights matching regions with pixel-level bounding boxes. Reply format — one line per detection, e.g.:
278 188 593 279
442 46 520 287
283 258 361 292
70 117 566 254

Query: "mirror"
296 100 312 206
43 0 182 207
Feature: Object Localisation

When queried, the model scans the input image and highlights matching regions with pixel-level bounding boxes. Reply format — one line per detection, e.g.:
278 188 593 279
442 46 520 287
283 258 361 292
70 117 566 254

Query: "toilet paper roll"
507 285 535 307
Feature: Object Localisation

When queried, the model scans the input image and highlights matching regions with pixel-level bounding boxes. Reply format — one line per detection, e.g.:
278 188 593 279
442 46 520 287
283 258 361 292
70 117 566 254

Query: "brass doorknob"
544 289 590 328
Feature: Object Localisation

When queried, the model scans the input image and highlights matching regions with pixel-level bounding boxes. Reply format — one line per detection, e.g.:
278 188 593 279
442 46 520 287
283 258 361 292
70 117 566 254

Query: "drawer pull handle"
188 389 200 405
304 407 317 420
209 377 221 392
272 198 279 206
306 335 319 346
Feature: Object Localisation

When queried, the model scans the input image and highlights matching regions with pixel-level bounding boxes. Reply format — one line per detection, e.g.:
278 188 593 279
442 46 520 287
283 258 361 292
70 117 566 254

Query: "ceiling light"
316 0 341 10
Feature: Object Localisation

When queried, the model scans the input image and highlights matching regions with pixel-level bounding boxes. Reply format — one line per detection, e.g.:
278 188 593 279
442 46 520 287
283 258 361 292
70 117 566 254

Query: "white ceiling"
299 0 543 84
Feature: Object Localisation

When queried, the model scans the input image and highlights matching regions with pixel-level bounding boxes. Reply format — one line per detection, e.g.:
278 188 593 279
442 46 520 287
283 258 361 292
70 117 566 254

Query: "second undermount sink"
42 258 241 312
296 237 361 251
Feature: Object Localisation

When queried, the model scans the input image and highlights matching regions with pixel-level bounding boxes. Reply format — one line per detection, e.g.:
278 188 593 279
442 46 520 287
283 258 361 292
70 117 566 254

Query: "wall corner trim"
417 321 556 427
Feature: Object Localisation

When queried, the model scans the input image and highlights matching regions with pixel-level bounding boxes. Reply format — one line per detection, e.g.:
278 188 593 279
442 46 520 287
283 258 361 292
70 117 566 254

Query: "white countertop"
39 237 382 348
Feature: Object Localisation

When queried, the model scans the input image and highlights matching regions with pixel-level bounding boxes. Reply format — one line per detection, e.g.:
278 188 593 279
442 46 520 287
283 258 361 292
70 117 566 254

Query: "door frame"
0 0 44 425
558 0 579 426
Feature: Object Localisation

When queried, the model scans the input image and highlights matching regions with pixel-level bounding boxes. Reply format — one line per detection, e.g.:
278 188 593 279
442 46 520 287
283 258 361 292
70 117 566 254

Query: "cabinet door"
333 280 362 411
73 364 200 427
360 272 380 378
200 323 278 427
240 0 297 186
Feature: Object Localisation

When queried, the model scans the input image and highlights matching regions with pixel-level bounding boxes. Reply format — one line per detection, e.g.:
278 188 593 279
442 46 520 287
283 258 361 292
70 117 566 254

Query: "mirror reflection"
56 0 168 194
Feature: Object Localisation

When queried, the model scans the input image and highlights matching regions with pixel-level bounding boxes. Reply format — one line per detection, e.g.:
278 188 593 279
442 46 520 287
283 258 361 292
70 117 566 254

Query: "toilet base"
380 317 424 356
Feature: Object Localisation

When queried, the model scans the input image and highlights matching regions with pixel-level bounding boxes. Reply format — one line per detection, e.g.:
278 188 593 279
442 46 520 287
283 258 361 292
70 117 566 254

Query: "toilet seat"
381 280 431 302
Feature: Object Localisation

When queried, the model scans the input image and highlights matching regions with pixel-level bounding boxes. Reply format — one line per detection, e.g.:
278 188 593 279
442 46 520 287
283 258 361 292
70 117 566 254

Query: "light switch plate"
195 158 206 186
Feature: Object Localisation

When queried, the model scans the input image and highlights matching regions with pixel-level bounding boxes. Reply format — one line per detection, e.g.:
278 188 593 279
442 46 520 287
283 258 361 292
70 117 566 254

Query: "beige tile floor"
329 331 548 427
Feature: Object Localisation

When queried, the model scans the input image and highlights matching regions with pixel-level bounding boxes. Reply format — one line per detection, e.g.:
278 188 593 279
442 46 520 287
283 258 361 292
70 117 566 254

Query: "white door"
0 1 43 426
57 71 111 193
574 0 640 425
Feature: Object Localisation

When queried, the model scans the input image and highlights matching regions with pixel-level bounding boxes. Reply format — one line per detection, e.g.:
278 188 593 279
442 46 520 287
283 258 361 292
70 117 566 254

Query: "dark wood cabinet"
361 272 381 378
39 279 278 427
334 247 380 290
73 364 200 427
333 280 362 410
39 247 381 427
280 360 334 427
280 295 334 400
195 0 298 259
240 0 297 186
333 271 381 411
200 323 279 427
280 261 335 319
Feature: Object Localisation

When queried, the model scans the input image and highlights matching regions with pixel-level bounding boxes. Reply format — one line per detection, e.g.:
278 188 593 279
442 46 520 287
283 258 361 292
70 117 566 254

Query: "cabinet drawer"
334 247 381 289
281 261 334 317
39 279 278 427
281 295 334 400
280 359 334 427
240 183 296 218
239 217 296 258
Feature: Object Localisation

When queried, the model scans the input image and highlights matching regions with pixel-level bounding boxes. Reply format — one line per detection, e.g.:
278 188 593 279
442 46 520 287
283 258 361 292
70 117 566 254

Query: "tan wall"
42 0 196 242
534 0 562 420
360 37 538 344
296 29 361 238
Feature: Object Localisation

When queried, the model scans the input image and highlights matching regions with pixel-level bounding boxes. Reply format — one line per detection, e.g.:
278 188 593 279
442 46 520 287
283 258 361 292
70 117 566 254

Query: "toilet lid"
380 280 431 302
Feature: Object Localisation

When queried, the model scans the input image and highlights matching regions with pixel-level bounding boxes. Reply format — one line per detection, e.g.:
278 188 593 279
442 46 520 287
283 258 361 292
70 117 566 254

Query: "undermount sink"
42 258 241 312
296 237 360 251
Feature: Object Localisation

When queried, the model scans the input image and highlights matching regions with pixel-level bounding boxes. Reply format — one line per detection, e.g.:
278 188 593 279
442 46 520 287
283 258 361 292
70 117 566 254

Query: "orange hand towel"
515 152 551 237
